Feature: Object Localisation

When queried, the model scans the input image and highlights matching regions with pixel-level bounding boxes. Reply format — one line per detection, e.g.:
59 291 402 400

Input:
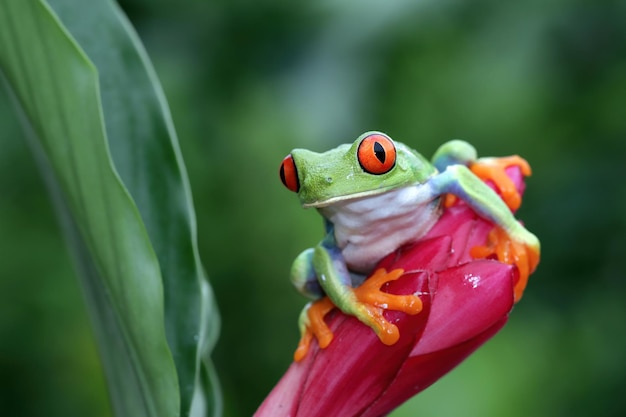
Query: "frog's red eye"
357 133 396 175
280 154 300 192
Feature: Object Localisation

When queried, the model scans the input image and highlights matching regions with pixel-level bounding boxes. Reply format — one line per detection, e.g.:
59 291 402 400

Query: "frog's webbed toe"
351 268 423 345
294 298 335 362
293 268 423 361
471 227 540 302
469 155 531 211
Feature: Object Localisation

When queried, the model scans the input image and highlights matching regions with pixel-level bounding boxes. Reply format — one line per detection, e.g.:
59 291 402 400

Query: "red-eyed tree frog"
279 132 540 361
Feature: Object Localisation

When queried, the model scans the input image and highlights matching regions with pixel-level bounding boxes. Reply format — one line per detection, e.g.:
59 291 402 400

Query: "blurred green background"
1 0 626 416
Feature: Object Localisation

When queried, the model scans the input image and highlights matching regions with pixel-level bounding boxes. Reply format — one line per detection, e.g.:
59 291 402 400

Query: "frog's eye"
357 133 396 175
280 154 300 192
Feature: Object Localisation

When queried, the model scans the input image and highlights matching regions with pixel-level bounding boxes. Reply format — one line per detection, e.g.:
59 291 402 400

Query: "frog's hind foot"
294 297 335 362
471 227 540 303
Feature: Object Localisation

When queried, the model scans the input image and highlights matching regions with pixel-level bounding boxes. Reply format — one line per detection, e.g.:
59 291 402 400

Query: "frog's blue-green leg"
290 217 339 300
431 139 477 171
432 140 532 211
291 248 324 300
430 140 540 297
291 233 356 334
290 236 340 361
313 232 421 337
429 164 540 297
429 165 539 250
291 230 422 361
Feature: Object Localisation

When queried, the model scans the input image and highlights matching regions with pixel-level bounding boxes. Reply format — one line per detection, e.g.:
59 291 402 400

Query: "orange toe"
470 156 531 211
443 193 458 208
307 297 336 348
354 268 422 315
294 297 336 362
294 330 313 362
353 268 423 345
471 227 540 303
293 269 425 360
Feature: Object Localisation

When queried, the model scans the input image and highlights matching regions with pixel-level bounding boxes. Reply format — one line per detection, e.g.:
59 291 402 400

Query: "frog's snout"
280 154 300 193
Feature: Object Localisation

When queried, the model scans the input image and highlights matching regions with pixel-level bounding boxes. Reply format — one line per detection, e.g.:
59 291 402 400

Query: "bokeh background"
1 0 626 416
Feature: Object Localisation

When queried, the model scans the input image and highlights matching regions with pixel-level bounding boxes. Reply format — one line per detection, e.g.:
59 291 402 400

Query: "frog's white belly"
319 184 441 274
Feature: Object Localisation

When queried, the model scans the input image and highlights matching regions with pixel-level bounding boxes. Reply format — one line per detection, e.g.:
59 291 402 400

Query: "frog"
279 131 540 361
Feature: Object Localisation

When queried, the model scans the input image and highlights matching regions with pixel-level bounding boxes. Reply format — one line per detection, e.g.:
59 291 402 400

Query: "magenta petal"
294 271 431 417
257 164 531 417
506 165 526 198
424 206 493 267
378 235 452 273
360 317 508 417
412 260 515 356
254 359 311 416
427 206 477 243
256 271 433 417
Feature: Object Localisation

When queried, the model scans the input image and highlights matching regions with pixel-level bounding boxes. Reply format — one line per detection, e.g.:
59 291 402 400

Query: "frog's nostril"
280 154 300 193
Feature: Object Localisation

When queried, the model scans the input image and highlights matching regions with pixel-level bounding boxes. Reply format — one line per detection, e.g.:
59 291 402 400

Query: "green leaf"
0 1 220 416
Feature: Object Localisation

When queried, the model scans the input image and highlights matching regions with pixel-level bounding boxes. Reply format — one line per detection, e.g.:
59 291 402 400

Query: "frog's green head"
279 131 436 207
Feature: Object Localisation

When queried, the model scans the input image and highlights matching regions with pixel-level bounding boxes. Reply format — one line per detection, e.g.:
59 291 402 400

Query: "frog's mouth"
301 187 398 209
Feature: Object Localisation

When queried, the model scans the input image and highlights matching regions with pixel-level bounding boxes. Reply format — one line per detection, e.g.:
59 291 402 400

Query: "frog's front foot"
293 268 423 362
351 268 423 345
469 155 531 211
471 227 540 302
